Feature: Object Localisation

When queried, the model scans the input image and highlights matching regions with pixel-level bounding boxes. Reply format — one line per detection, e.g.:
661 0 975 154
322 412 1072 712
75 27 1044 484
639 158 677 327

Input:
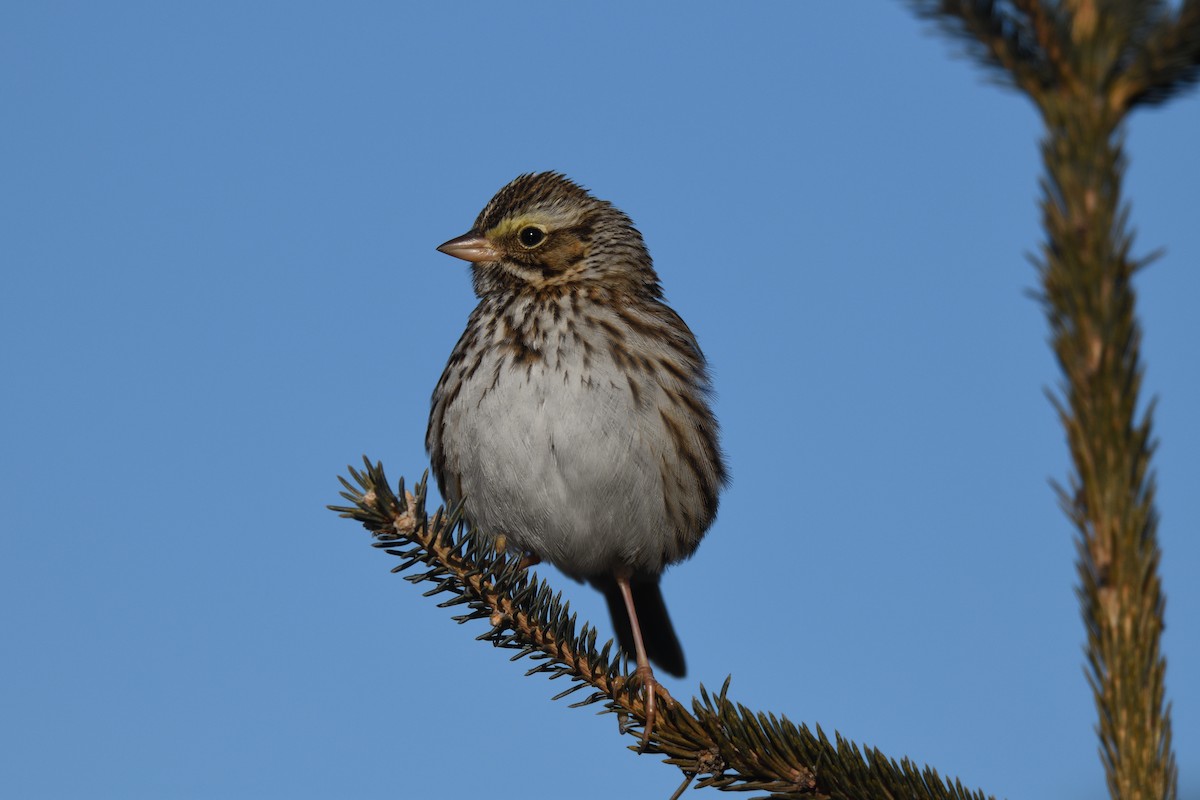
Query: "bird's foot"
631 663 673 752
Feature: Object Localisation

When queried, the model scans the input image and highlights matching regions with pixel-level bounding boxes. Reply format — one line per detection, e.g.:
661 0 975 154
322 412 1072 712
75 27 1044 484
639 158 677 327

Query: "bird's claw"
632 664 672 751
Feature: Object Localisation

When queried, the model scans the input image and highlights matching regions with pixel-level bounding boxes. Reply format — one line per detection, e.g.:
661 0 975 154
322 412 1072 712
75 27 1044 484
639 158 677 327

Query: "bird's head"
437 172 662 299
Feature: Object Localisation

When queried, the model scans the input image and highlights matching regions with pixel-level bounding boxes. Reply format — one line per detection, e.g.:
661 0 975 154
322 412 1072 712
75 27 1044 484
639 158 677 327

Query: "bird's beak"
437 231 501 263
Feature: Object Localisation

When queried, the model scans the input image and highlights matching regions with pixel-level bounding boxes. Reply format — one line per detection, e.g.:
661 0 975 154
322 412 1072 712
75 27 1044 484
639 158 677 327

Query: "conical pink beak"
437 231 501 263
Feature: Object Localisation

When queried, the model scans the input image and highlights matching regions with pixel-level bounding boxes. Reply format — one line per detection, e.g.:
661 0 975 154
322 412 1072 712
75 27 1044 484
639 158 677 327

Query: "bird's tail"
595 575 686 678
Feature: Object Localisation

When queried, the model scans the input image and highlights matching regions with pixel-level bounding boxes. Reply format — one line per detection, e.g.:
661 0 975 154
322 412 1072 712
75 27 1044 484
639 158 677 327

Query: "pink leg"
615 575 667 750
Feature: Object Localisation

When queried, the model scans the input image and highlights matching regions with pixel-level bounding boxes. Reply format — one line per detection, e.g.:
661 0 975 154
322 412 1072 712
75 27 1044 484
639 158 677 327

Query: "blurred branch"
1034 107 1175 800
911 0 1200 111
909 0 1060 96
910 2 1179 799
330 457 994 800
1115 0 1200 109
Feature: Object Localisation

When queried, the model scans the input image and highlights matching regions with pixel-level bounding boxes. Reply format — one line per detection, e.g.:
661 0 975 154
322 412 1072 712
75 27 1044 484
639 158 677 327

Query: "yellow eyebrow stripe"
488 216 547 239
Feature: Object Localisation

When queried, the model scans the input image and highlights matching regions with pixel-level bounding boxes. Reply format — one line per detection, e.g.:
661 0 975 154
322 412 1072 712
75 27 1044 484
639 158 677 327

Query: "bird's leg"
615 574 669 751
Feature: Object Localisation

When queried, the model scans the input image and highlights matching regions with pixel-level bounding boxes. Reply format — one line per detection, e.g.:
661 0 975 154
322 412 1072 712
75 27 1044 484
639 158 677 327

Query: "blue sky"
2 3 1197 799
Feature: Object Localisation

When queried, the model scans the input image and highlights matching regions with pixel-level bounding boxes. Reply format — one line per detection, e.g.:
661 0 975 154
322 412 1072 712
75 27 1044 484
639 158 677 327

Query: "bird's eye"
518 226 546 248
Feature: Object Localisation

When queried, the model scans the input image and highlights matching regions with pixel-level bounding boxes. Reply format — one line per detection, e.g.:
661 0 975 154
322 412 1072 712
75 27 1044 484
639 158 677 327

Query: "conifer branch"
330 457 994 800
909 1 1056 96
910 2 1179 799
913 0 1200 111
1115 0 1200 109
1034 108 1176 800
1011 0 1075 89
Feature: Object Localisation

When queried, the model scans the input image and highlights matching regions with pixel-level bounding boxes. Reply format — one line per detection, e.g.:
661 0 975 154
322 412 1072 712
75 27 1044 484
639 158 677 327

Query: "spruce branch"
329 457 994 800
911 0 1200 111
909 0 1059 96
910 2 1179 799
1115 0 1200 108
1033 110 1176 800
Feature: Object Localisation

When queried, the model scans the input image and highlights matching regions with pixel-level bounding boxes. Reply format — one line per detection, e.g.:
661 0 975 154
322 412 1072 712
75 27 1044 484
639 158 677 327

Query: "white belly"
439 349 672 577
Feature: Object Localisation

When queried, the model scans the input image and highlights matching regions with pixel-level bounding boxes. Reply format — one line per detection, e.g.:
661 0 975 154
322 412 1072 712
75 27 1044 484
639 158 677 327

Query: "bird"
426 172 727 747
